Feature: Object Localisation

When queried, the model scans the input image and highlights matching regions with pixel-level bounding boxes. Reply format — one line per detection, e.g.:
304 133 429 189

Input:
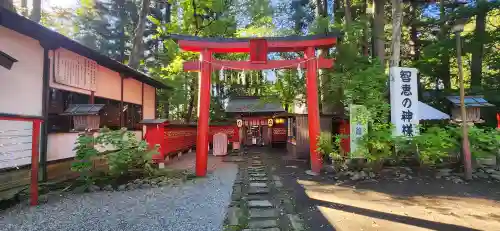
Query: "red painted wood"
209 125 239 144
196 50 212 177
144 124 166 162
250 39 268 63
497 113 500 129
305 47 322 174
178 37 337 53
183 58 334 72
271 125 287 142
339 120 351 154
30 120 41 206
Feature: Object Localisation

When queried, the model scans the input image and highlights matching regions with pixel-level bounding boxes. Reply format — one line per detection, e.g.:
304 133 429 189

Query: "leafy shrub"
448 125 500 159
413 126 458 166
72 128 157 184
356 123 396 164
317 132 346 171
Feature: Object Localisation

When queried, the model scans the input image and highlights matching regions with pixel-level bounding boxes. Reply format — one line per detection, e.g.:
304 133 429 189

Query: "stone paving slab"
249 177 268 181
249 208 279 218
243 228 280 231
287 214 305 231
249 173 267 177
248 187 271 195
248 219 279 229
248 200 273 208
249 182 268 187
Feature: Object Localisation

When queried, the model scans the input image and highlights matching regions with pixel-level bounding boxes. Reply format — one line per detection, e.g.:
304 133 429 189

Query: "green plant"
449 125 500 159
72 128 158 184
72 131 99 185
97 128 157 176
356 123 396 165
413 126 458 166
317 132 347 171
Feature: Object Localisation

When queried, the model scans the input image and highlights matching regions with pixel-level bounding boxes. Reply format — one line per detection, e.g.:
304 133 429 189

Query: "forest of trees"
4 0 500 126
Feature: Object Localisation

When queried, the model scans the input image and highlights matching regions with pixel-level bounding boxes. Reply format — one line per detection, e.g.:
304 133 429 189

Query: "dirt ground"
268 151 500 231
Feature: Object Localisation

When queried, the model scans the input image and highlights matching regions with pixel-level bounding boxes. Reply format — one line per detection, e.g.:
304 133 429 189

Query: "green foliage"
449 125 500 159
413 126 458 165
316 132 346 171
71 132 99 185
356 123 396 164
96 128 157 176
325 23 390 123
72 128 157 185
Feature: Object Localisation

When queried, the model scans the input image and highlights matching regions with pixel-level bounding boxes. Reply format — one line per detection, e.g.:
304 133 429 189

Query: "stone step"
287 214 305 231
248 187 270 195
243 228 280 231
248 219 279 229
249 182 268 187
248 200 273 208
249 173 267 177
249 177 268 181
249 208 279 218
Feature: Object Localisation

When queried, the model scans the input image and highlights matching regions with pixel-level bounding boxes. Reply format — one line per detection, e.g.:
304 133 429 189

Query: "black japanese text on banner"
390 67 419 137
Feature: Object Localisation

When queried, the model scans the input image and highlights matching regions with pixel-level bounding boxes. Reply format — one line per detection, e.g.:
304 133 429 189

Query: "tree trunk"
373 0 385 65
410 1 420 62
128 0 151 69
315 0 323 19
21 0 28 16
410 1 422 100
185 76 197 123
361 0 369 56
30 0 41 23
389 0 403 67
2 0 16 12
117 0 126 63
470 0 486 92
344 0 353 29
438 1 450 90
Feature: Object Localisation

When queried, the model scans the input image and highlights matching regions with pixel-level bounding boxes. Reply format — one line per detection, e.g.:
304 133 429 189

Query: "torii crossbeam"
171 33 340 176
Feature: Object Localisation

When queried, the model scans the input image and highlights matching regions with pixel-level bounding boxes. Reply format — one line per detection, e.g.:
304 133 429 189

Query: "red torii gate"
171 34 339 176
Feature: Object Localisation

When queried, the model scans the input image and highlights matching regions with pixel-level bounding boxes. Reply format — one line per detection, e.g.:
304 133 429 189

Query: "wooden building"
0 10 169 185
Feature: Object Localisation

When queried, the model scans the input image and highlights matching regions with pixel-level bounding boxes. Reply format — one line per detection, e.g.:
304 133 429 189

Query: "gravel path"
0 162 237 231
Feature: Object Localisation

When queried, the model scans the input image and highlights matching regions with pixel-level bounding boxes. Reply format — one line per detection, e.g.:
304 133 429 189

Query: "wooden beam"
183 58 335 72
178 37 337 53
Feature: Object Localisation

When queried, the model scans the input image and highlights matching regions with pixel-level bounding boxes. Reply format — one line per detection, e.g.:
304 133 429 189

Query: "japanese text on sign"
390 67 419 137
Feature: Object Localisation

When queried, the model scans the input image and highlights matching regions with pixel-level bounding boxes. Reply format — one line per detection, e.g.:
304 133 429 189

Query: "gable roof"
226 96 285 113
0 8 170 89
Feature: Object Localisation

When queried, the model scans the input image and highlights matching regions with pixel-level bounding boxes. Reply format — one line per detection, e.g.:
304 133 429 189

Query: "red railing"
143 121 239 162
0 113 43 206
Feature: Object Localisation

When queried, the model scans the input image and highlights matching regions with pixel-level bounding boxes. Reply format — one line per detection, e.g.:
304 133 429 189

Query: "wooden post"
30 120 41 206
196 49 212 177
305 47 322 174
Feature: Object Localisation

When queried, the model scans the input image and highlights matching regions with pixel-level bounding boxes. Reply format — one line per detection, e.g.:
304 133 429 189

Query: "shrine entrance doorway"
171 33 340 176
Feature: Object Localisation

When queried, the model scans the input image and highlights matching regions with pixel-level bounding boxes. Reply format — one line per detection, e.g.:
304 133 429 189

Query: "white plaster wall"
123 78 142 105
0 26 43 116
143 84 156 119
47 131 143 161
47 133 79 161
94 65 122 101
0 120 34 169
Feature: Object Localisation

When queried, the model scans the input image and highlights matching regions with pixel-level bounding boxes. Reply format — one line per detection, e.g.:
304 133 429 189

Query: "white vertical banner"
390 67 419 137
349 105 368 157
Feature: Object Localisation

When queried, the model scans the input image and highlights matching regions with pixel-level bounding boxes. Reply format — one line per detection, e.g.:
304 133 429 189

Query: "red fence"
143 121 239 162
0 114 43 206
271 125 287 143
